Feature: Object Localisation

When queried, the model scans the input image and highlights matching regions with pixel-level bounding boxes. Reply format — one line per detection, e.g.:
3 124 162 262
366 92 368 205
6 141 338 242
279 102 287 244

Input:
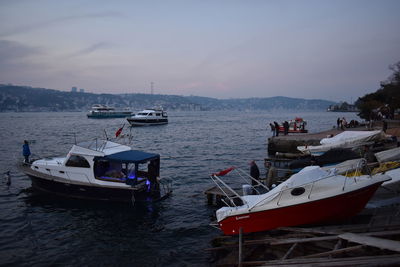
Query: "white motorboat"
18 139 171 202
210 164 390 235
127 108 168 126
87 104 133 118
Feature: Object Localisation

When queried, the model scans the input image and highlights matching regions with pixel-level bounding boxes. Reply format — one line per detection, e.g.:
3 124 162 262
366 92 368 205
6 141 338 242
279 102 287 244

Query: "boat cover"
298 130 386 155
95 150 159 163
320 130 384 145
375 147 400 163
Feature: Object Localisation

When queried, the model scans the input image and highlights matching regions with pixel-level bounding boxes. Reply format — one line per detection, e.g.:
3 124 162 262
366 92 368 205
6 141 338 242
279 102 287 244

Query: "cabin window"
65 155 90 168
156 113 161 116
148 113 153 116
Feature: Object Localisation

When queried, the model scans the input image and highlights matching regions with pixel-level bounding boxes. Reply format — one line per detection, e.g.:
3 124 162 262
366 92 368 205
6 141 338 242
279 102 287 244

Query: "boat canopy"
95 150 159 164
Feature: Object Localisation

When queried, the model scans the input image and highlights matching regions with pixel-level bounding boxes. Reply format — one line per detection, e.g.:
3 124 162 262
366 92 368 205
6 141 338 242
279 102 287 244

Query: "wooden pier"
207 203 400 266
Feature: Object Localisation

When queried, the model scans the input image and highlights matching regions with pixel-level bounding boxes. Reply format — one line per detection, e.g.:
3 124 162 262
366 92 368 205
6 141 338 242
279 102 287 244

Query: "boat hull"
127 118 168 126
87 112 132 119
218 182 382 235
27 174 157 203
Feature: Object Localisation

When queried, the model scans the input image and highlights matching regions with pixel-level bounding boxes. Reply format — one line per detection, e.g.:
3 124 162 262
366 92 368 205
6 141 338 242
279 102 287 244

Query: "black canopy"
95 150 160 164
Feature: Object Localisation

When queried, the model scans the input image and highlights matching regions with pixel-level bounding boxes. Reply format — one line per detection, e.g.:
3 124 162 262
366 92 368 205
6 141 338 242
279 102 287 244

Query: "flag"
115 124 125 138
212 167 235 176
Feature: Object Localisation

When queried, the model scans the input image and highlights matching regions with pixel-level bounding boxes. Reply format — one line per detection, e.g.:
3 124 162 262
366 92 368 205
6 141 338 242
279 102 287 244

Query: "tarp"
320 130 383 145
298 130 386 155
95 150 159 163
375 147 400 163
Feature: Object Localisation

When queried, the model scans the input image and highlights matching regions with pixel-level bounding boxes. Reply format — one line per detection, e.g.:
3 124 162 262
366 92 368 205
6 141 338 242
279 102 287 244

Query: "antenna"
151 82 154 95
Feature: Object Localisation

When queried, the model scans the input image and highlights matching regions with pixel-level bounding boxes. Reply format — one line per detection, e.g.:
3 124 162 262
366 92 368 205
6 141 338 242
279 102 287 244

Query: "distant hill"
0 84 336 112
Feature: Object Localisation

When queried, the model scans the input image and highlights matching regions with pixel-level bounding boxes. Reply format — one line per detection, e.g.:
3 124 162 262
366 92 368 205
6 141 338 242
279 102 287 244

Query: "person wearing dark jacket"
284 121 289 135
273 121 279 137
250 160 260 193
22 140 31 163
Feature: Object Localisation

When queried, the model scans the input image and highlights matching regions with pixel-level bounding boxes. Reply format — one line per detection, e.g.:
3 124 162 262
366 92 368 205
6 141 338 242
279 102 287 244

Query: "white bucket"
242 184 252 196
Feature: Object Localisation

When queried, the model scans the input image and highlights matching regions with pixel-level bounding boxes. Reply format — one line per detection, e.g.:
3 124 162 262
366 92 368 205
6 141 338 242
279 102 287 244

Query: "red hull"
278 127 307 133
219 183 382 235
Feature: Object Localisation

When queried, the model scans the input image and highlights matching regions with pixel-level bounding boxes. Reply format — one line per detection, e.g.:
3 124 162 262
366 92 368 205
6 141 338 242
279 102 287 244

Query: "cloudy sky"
0 0 399 101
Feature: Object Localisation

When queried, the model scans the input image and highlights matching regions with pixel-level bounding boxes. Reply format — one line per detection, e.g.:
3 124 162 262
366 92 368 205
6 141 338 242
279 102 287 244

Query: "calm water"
0 111 360 266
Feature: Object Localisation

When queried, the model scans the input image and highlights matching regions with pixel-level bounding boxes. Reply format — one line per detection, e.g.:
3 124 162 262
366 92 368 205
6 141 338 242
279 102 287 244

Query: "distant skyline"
0 0 399 102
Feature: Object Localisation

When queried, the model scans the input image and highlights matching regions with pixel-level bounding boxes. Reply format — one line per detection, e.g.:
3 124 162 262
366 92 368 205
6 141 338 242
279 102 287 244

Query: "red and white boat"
211 163 390 235
278 117 308 133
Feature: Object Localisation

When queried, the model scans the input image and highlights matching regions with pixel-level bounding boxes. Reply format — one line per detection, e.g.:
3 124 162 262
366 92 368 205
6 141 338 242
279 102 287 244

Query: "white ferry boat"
127 109 168 126
87 104 133 118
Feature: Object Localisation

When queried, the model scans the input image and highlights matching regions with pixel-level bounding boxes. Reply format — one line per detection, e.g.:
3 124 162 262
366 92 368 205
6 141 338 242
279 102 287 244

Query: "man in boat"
22 140 31 164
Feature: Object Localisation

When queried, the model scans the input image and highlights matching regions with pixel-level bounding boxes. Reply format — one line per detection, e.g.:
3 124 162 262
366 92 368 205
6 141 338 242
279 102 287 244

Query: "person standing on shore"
269 123 275 137
383 120 388 133
22 140 31 163
274 121 279 137
337 118 340 129
284 121 289 135
264 161 278 188
249 160 260 194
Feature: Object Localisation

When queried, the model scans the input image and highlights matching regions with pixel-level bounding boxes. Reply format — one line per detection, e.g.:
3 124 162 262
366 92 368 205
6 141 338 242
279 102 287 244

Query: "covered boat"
211 164 390 235
18 139 171 202
127 108 168 126
297 130 387 156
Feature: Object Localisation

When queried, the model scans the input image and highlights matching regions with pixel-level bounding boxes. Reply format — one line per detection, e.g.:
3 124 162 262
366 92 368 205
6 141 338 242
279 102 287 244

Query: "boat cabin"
93 150 160 187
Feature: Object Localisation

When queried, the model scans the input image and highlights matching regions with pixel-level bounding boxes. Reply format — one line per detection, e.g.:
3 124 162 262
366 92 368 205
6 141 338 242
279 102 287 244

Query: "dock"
268 121 400 155
207 202 400 266
268 128 346 155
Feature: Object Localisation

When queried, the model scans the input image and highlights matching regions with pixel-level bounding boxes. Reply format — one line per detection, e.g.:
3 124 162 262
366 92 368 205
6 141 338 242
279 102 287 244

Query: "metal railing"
211 159 371 211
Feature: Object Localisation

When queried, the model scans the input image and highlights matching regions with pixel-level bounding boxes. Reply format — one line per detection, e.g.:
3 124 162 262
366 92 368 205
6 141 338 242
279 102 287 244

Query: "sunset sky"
0 0 399 102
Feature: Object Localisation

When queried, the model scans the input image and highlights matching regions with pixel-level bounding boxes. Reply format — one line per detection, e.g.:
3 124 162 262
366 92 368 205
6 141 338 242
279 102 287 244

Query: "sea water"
0 111 360 266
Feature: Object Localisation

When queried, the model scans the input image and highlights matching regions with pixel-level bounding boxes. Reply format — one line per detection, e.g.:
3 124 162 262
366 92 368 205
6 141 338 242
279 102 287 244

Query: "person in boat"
249 160 260 194
337 117 340 129
22 140 31 164
148 160 160 194
269 123 275 137
264 161 278 188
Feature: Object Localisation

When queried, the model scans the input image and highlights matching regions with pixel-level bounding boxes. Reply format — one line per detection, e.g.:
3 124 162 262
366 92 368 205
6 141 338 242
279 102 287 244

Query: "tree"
356 61 400 120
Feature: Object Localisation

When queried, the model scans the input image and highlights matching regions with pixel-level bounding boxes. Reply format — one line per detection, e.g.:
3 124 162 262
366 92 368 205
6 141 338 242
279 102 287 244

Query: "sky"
0 0 399 102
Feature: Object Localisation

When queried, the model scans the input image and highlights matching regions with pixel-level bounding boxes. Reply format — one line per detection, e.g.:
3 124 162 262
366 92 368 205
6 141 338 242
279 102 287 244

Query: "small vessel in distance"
18 138 171 202
127 108 168 126
87 104 133 118
278 117 308 133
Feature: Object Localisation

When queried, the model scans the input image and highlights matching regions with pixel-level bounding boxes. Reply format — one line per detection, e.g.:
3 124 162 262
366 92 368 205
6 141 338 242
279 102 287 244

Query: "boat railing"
210 167 271 208
249 159 371 211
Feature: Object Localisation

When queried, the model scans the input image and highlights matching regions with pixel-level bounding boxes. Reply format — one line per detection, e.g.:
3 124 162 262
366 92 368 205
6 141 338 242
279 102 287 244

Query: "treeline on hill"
0 85 336 112
356 61 400 120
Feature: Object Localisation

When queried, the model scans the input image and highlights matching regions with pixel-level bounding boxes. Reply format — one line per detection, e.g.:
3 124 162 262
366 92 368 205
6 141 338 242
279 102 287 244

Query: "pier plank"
339 232 400 252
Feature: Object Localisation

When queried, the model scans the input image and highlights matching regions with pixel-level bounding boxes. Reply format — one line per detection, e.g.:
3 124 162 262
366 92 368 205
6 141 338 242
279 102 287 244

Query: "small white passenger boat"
127 109 168 126
18 139 171 202
210 163 390 235
87 104 133 118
